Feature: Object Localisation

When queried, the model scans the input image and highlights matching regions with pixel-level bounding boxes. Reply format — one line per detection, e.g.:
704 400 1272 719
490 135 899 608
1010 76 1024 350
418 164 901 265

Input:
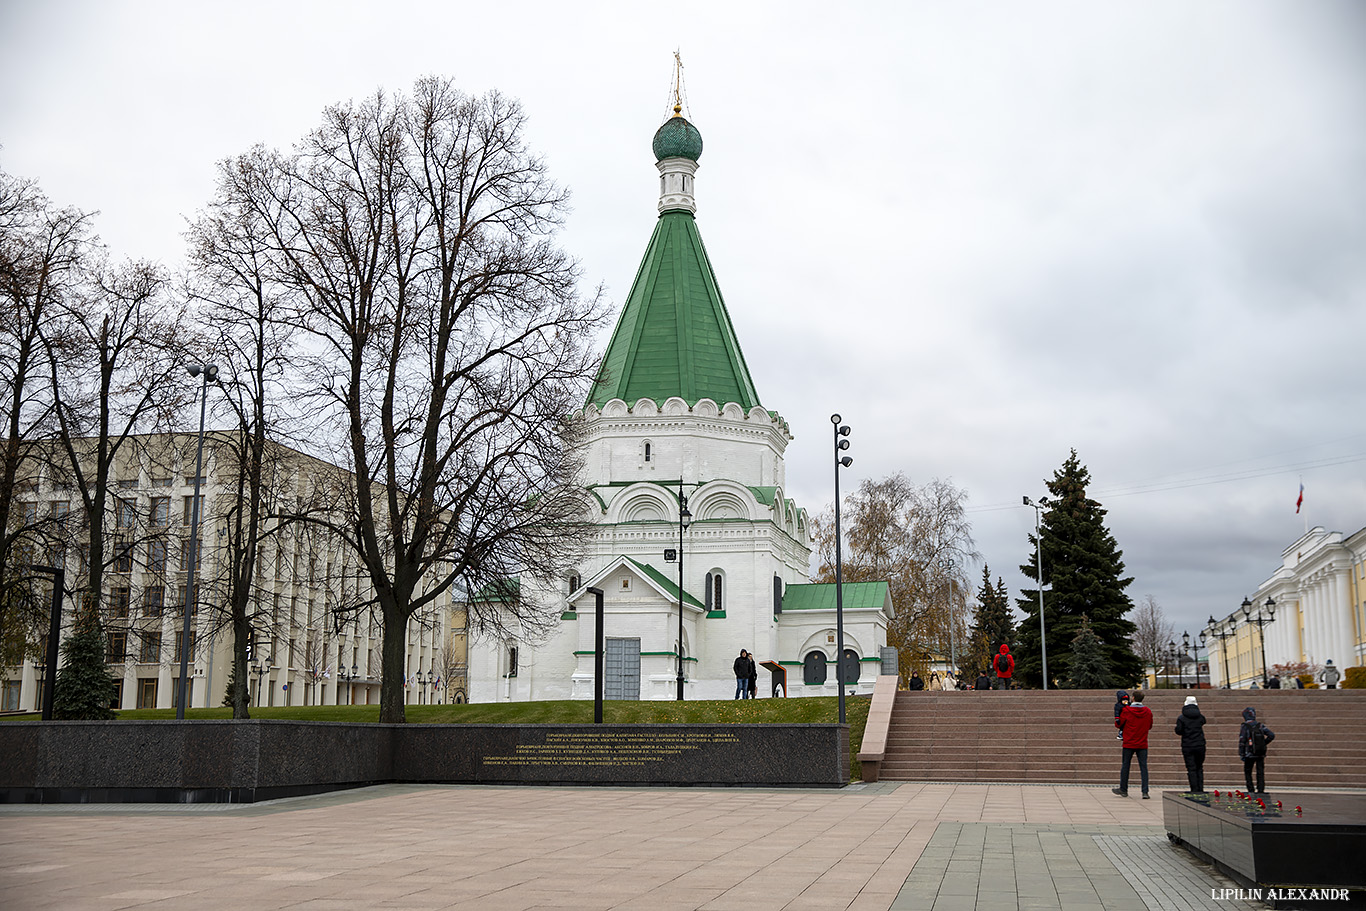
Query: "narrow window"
507 646 519 678
712 573 723 612
643 441 652 463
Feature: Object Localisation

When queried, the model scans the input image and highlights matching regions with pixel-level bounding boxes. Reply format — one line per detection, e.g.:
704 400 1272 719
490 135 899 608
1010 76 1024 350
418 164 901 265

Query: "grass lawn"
100 695 872 780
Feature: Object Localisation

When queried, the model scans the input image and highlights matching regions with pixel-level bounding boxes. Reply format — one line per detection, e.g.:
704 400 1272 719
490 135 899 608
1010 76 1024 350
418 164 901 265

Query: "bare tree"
0 168 96 662
1130 593 1175 674
812 474 980 678
204 78 606 721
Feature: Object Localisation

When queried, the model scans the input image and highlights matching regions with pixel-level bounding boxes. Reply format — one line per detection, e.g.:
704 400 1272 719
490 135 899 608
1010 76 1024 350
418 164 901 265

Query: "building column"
1333 569 1353 666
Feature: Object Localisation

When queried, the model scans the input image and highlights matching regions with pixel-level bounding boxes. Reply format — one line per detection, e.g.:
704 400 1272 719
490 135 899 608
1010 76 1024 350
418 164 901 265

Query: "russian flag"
1295 483 1304 514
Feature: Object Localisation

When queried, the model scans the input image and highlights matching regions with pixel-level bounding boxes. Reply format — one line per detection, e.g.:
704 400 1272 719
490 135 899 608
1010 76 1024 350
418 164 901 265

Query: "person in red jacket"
1113 689 1154 798
993 644 1014 690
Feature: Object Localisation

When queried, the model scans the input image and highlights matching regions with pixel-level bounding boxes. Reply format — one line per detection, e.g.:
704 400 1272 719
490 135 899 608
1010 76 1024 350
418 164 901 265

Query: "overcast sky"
3 1 1363 650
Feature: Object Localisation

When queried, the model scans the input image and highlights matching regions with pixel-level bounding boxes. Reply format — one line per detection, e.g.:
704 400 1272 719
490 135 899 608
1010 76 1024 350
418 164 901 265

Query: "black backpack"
996 653 1010 674
1251 723 1270 757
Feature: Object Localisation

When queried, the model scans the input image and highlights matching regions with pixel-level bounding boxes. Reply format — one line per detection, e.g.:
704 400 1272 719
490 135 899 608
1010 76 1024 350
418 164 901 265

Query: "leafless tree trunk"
1130 593 1175 674
0 169 95 663
202 78 605 722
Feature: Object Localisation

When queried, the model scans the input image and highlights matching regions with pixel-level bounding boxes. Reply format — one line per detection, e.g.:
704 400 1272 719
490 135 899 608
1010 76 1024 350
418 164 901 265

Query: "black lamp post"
1170 639 1180 689
1208 615 1234 688
1023 496 1048 689
177 362 218 719
1197 630 1207 688
252 660 264 707
676 481 692 701
1242 596 1276 686
1182 631 1192 689
831 414 852 724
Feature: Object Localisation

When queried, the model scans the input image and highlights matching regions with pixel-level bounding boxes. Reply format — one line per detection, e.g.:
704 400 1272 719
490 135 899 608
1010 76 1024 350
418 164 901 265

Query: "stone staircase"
871 688 1366 789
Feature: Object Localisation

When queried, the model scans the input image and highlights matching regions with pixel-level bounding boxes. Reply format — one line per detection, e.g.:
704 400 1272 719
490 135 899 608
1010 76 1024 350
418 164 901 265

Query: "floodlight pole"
1023 496 1047 689
832 415 853 725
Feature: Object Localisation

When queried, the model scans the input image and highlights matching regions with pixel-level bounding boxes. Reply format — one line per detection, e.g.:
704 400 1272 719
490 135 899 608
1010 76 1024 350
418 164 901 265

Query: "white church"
467 104 893 702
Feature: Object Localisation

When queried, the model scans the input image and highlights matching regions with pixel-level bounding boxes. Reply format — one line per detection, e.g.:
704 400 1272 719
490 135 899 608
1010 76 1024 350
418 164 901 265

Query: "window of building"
112 539 133 573
116 498 136 529
174 630 196 662
643 441 652 463
182 495 203 526
567 573 581 595
180 535 201 571
110 586 131 618
507 645 519 678
51 500 70 522
803 651 827 685
705 571 724 612
139 632 161 663
149 497 170 527
171 679 193 709
144 586 164 617
109 678 123 710
117 478 138 490
2 680 20 712
107 631 127 660
175 582 198 614
151 477 173 488
148 539 168 574
137 677 157 709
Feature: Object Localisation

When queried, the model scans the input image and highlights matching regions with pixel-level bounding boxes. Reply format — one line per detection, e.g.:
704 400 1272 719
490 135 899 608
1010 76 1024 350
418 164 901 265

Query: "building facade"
1205 525 1366 688
1 433 466 713
467 108 892 702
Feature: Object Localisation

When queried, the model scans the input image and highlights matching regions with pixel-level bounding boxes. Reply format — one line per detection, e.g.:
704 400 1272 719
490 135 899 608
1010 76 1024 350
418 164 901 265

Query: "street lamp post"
1242 596 1276 686
676 480 692 701
831 415 852 724
1023 496 1048 689
939 551 961 674
1170 639 1180 689
1197 630 1207 688
177 363 218 719
1208 616 1234 688
1182 631 1192 689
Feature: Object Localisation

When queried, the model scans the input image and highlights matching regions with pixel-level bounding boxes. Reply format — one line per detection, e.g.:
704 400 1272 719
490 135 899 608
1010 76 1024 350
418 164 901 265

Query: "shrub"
1297 674 1318 689
1343 667 1366 689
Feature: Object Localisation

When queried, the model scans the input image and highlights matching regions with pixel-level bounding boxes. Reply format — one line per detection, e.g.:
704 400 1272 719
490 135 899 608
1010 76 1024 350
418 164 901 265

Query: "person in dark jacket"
1113 690 1153 798
1238 706 1275 793
974 670 991 691
733 650 750 699
1174 695 1207 793
993 644 1014 690
1113 690 1131 740
747 653 758 698
908 670 925 691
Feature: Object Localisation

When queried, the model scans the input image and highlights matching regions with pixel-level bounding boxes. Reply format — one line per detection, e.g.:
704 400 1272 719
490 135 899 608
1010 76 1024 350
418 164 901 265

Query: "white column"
1333 570 1353 665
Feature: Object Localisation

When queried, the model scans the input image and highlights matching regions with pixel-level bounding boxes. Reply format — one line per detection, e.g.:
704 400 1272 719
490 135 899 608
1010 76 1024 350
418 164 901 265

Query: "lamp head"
1264 596 1276 618
831 414 841 425
838 425 850 436
839 456 853 468
1241 597 1252 618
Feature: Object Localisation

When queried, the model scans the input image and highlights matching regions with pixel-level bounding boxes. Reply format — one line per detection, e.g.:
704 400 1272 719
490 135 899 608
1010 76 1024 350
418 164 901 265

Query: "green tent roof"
624 557 705 609
589 210 761 410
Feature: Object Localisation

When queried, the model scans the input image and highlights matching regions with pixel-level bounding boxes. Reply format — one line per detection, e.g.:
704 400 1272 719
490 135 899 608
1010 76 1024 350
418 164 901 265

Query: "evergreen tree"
1017 450 1142 688
51 608 116 720
222 660 250 709
1066 616 1111 689
969 565 1014 676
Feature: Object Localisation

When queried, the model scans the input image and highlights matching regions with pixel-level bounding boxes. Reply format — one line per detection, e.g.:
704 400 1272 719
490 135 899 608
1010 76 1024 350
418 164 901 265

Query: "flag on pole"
1295 482 1304 514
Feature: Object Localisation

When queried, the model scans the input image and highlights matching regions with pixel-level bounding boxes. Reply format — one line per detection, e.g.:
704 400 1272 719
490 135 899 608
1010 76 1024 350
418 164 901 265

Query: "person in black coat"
733 650 751 699
747 653 758 698
973 671 990 690
1174 695 1207 793
1238 706 1275 794
908 670 925 690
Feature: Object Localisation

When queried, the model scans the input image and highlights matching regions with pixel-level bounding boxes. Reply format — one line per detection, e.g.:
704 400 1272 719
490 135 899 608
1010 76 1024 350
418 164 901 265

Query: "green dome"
652 116 703 162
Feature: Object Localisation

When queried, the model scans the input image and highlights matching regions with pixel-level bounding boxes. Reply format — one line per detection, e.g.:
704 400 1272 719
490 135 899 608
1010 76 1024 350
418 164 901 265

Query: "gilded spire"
672 50 684 117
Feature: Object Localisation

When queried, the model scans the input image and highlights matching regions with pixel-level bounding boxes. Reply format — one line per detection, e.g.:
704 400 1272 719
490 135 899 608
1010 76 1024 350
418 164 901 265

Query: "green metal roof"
589 210 761 410
624 557 705 609
781 582 890 612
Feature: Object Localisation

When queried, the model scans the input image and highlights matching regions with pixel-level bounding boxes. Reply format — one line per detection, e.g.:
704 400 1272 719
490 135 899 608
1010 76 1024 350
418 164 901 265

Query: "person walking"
908 670 925 691
973 670 991 691
993 645 1014 690
943 670 958 691
1174 695 1207 793
1239 706 1275 794
1321 660 1341 689
733 650 750 699
747 652 758 698
1113 689 1153 798
928 672 943 691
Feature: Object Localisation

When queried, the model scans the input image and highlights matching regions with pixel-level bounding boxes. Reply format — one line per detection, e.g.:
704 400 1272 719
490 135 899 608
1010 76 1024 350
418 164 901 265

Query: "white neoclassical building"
467 108 892 702
1206 525 1366 688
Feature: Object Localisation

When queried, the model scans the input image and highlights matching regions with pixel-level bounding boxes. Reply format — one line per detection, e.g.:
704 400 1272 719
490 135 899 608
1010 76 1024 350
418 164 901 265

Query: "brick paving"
0 783 1266 911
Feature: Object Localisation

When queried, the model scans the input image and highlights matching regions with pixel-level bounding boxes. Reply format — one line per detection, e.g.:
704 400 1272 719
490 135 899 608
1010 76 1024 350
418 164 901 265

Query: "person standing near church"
734 650 751 699
1113 689 1153 799
1321 660 1341 689
1174 695 1207 793
747 652 758 698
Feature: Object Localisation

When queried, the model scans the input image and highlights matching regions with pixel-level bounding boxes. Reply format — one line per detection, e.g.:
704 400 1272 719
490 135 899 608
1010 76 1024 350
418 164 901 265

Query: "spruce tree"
51 608 117 720
1067 616 1111 689
969 565 1014 676
1017 450 1142 688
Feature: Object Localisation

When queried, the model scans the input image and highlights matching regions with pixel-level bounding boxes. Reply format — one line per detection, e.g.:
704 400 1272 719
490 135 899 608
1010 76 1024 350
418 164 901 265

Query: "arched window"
839 649 860 685
642 441 652 463
804 651 827 685
704 571 723 612
567 574 581 595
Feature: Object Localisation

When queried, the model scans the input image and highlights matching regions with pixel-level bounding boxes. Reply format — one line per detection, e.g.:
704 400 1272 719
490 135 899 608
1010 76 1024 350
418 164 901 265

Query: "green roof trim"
560 611 577 620
748 486 778 506
624 557 705 609
781 581 890 612
472 578 520 603
589 211 761 410
706 610 726 619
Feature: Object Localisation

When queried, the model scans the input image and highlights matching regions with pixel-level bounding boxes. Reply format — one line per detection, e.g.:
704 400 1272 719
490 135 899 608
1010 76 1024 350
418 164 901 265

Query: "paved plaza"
1 782 1263 911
